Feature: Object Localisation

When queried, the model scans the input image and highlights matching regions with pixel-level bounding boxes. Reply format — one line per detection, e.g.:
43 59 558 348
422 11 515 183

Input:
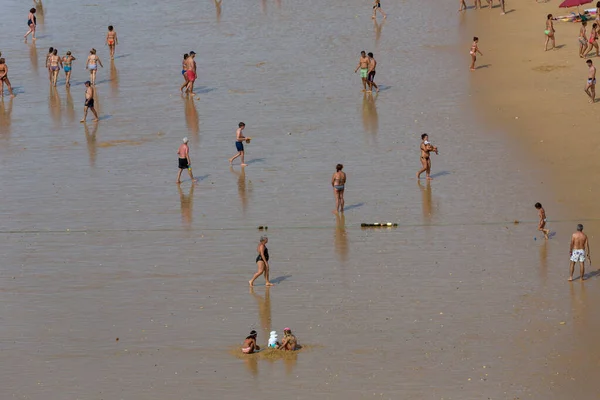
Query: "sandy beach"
0 0 599 399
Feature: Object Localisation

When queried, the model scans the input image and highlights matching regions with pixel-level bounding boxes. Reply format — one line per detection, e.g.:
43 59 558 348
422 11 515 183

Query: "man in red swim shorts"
184 51 197 95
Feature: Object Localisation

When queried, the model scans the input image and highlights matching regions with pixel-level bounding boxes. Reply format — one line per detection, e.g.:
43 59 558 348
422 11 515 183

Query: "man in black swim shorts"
81 81 99 123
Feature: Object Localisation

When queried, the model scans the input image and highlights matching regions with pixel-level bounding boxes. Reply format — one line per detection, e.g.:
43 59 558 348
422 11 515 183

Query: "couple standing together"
355 51 379 93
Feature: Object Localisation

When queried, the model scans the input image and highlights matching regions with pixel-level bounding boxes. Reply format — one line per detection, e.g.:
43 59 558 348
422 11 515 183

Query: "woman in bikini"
249 236 273 287
545 14 556 52
24 8 36 42
0 58 15 97
331 164 346 214
585 23 600 57
180 53 189 93
62 51 76 87
241 330 260 354
579 21 588 58
105 26 118 59
85 49 103 85
49 49 62 87
416 133 438 180
469 37 483 71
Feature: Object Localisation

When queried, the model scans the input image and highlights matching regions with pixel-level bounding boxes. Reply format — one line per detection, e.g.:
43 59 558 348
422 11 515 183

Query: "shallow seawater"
0 0 595 399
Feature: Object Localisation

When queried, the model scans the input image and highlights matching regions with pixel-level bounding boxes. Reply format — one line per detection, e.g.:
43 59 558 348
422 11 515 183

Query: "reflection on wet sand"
214 0 222 22
109 60 119 97
334 212 348 262
33 0 44 25
261 0 267 14
418 180 434 223
83 122 98 167
28 42 38 74
0 97 13 136
48 86 62 126
373 19 385 47
361 93 378 140
178 184 194 228
538 240 548 285
246 286 272 375
65 86 76 123
230 165 249 216
184 97 200 146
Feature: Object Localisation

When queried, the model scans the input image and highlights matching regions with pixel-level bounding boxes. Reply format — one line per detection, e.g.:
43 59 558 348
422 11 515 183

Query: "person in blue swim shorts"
229 122 248 166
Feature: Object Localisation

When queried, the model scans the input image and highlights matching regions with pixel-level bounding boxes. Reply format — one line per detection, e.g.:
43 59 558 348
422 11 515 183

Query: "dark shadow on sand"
270 275 292 284
344 202 365 211
113 54 132 59
97 115 112 121
583 269 600 280
429 171 450 179
246 158 266 165
476 64 491 69
504 9 515 14
194 86 217 94
548 232 557 239
377 85 392 92
194 174 210 182
553 44 565 50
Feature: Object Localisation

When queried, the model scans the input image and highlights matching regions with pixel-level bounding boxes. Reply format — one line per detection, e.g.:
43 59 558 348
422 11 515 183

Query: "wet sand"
0 0 596 399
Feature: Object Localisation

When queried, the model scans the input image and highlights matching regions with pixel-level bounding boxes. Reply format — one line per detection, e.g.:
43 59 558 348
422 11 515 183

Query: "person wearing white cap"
177 137 196 184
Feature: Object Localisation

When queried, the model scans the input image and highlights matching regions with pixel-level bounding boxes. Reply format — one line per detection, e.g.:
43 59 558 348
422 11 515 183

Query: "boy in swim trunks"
569 224 590 281
80 81 99 123
229 122 248 166
106 26 118 60
0 58 15 97
176 137 197 184
372 0 386 20
585 59 596 103
354 51 370 92
534 202 550 240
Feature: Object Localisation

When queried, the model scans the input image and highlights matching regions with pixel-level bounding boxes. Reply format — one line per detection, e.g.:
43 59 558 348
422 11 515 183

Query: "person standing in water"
569 224 591 281
85 49 103 85
367 52 379 93
0 59 15 97
80 81 99 122
354 51 370 92
331 164 346 213
534 202 550 240
229 122 248 166
372 0 386 20
459 0 467 11
180 53 189 93
585 59 596 103
416 133 438 180
24 8 37 42
176 137 197 184
105 26 118 60
544 14 556 51
249 236 273 287
49 49 62 87
62 51 75 87
469 37 483 71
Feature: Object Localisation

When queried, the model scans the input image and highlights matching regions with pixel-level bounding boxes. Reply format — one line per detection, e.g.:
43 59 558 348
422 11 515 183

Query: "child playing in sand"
535 202 550 240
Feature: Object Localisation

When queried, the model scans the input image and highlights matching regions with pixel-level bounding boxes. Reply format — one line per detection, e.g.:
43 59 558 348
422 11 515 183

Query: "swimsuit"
256 247 269 263
64 65 71 73
85 98 95 108
241 347 253 354
50 66 59 71
178 158 189 169
368 70 376 82
360 68 368 78
373 2 381 8
570 249 586 263
89 64 97 70
334 185 345 191
182 69 186 75
235 141 244 152
108 39 115 45
186 70 196 81
27 16 36 26
588 78 596 84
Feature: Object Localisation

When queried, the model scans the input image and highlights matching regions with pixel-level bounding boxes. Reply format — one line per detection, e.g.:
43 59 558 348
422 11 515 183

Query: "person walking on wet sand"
332 164 346 213
24 8 37 42
534 202 550 240
62 51 75 87
367 52 379 93
459 0 468 11
81 81 99 122
569 224 591 281
372 0 386 20
241 330 260 354
45 47 54 83
229 122 248 166
180 53 189 93
184 51 197 95
49 49 62 87
0 59 15 97
249 236 273 287
355 51 370 92
416 133 438 180
469 37 483 71
545 14 556 51
579 21 589 58
106 26 118 60
176 137 197 184
585 59 596 103
86 49 103 85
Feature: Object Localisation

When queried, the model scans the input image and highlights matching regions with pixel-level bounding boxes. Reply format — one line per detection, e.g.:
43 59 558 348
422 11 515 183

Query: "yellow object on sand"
245 137 252 144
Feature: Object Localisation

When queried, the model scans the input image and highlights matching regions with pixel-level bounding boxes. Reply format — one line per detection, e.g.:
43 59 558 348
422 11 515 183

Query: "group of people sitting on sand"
242 328 299 354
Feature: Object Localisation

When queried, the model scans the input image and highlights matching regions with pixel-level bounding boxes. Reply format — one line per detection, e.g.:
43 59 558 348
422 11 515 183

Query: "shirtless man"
367 52 379 93
48 49 62 87
241 330 260 354
569 224 591 281
585 59 596 103
354 51 370 92
176 137 197 183
228 122 248 166
0 59 15 97
331 164 346 213
45 47 54 82
184 51 197 95
534 202 550 239
80 81 99 123
105 26 118 59
416 133 438 180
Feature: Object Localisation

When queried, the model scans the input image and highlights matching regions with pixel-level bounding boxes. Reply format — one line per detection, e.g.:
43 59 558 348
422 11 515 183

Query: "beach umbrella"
559 0 592 14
